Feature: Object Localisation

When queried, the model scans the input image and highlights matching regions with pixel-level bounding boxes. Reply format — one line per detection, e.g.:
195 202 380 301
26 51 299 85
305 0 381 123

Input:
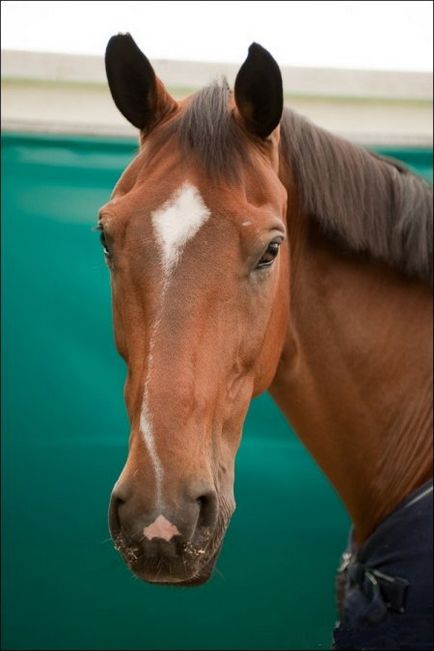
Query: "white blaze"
140 405 163 506
140 183 211 509
151 182 211 273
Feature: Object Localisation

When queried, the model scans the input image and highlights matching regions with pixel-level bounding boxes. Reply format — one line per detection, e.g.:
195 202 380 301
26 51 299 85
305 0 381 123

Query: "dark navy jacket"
333 479 433 650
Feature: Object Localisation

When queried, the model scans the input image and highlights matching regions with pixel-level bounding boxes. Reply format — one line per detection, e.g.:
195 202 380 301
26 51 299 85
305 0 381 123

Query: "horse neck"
270 215 433 544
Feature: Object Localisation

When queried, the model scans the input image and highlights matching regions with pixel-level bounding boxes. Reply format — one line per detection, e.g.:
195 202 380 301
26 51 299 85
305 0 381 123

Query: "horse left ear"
234 43 283 139
105 33 176 133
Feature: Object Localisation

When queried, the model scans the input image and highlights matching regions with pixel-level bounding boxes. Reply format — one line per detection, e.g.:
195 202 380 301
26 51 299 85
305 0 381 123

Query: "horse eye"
256 240 281 269
99 229 111 258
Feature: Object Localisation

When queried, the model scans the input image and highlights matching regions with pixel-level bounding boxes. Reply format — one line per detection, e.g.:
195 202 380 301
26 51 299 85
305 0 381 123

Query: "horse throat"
270 221 433 544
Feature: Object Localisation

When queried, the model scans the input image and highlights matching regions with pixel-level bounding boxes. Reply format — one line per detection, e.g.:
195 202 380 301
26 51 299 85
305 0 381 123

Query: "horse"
100 34 433 650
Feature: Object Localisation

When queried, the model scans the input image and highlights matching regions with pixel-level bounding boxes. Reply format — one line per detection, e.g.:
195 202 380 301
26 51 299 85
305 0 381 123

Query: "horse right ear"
105 33 177 133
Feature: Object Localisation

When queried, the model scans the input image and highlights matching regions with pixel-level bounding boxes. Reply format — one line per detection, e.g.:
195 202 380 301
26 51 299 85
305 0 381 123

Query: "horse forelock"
145 81 255 182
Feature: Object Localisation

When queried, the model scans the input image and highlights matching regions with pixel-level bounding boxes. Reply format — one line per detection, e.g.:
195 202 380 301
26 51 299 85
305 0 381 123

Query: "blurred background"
1 2 432 650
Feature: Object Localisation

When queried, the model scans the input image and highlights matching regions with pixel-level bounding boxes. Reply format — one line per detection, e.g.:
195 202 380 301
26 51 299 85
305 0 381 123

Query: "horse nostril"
109 492 126 535
196 491 218 530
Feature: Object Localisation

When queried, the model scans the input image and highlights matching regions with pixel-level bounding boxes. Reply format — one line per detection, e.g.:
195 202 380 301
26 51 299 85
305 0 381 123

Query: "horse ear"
105 33 176 133
234 43 283 139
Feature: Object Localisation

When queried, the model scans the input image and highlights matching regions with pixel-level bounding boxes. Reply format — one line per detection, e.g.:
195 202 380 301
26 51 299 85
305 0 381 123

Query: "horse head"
101 34 290 584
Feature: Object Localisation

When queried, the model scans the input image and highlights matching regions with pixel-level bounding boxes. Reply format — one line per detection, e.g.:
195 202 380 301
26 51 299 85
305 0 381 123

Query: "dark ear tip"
106 33 137 55
108 32 133 42
246 43 282 81
247 42 273 60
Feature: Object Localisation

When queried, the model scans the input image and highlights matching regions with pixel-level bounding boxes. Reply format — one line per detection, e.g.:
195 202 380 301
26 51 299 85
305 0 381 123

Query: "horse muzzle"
108 483 229 585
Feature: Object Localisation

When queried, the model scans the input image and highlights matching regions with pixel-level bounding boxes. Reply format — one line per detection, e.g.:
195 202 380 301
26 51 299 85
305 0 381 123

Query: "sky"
1 0 433 71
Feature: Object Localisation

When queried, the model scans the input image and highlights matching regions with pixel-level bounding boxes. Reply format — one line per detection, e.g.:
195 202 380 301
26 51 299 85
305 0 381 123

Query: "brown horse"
101 34 432 648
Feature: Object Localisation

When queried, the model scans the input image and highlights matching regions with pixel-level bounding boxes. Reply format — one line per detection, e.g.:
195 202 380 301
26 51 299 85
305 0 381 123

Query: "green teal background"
2 133 432 651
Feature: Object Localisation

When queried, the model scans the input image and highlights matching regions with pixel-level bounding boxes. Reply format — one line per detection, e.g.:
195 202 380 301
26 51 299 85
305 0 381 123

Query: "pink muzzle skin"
143 514 181 542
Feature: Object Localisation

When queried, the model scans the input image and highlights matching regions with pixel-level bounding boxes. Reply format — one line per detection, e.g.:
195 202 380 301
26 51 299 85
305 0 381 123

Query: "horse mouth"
113 533 222 586
136 555 218 586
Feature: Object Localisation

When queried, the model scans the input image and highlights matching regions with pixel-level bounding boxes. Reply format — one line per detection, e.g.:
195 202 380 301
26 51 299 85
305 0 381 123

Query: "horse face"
101 35 288 584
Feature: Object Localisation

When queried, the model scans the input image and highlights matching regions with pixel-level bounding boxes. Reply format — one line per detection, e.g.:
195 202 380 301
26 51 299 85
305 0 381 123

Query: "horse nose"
108 480 218 546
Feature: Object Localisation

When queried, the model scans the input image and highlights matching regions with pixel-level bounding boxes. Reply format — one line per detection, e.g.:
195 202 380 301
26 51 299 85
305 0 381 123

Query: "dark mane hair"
152 82 433 284
280 110 433 284
150 81 252 179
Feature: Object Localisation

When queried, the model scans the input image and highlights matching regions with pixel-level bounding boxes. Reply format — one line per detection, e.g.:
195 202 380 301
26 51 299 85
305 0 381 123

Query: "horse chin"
129 548 220 587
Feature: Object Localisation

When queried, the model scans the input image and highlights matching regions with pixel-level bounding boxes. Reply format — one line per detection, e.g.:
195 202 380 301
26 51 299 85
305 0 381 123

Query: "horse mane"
280 110 433 284
153 81 433 284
